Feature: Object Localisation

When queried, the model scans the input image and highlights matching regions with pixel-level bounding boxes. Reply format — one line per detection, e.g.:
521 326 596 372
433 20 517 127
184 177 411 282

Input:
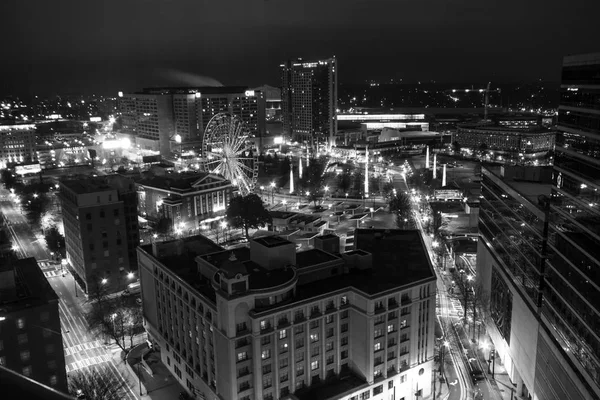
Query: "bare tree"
68 367 127 400
86 300 128 354
450 273 490 342
125 305 144 348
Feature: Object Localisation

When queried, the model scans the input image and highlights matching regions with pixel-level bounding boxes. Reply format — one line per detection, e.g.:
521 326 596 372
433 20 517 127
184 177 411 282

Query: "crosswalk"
65 354 113 373
44 270 63 278
64 340 104 356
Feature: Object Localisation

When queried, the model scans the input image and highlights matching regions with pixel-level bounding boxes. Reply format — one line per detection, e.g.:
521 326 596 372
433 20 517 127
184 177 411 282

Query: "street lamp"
101 278 108 285
282 199 288 211
324 185 329 200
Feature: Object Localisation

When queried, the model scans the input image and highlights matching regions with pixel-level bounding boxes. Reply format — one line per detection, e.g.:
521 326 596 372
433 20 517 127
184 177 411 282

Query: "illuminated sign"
195 92 201 98
245 90 255 97
273 136 283 145
102 138 131 149
48 114 61 120
118 91 124 97
89 117 102 122
15 164 42 175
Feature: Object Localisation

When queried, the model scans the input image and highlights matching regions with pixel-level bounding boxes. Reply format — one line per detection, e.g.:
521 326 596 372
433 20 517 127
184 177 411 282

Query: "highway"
0 191 139 400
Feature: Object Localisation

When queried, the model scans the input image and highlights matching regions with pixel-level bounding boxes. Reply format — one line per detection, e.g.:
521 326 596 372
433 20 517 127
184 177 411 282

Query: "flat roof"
295 249 340 268
270 211 297 219
139 236 223 303
294 230 434 299
253 236 293 248
484 166 551 207
61 177 114 194
0 258 58 315
295 373 367 400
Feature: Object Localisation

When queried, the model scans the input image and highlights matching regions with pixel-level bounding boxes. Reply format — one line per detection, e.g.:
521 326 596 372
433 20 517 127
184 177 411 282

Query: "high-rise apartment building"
0 123 37 169
59 175 140 295
138 230 435 400
117 87 266 156
478 53 600 400
0 258 68 393
281 58 338 147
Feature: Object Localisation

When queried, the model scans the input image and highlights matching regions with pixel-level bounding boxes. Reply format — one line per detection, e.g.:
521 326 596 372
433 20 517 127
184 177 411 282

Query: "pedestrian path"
65 354 113 373
44 269 62 278
64 340 104 356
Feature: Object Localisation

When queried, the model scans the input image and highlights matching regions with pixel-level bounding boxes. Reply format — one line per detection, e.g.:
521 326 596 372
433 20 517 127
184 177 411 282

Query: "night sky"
2 0 599 97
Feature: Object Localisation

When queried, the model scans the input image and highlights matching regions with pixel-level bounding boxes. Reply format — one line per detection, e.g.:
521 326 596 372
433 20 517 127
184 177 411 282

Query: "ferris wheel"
201 113 258 196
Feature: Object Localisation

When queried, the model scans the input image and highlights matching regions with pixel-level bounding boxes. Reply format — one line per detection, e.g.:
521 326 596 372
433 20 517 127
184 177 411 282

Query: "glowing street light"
33 193 38 198
127 272 134 280
432 240 439 248
101 278 108 285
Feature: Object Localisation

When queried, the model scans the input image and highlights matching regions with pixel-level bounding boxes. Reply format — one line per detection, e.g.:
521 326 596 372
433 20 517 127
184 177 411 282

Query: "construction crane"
446 82 501 121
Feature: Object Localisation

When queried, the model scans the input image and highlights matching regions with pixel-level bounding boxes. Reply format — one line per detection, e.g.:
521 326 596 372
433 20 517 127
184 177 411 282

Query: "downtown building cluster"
117 86 267 156
477 53 600 400
137 230 436 400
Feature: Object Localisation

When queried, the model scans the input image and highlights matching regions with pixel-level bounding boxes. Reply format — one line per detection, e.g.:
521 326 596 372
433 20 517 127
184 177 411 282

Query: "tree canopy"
389 192 413 229
68 369 127 400
226 193 272 238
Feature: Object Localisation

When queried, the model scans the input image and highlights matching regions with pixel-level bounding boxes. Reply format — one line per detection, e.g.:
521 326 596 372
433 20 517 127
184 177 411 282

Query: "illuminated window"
17 318 25 329
374 342 381 351
22 366 32 376
20 351 30 362
311 361 319 371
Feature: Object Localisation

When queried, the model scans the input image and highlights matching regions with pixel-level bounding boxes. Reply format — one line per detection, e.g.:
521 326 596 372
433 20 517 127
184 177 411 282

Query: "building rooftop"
60 177 114 194
137 172 219 192
200 248 296 291
294 372 367 400
484 166 551 208
270 211 297 220
458 121 553 135
294 230 434 299
0 366 73 400
253 235 292 248
0 258 58 315
295 249 340 269
140 236 223 303
138 86 250 95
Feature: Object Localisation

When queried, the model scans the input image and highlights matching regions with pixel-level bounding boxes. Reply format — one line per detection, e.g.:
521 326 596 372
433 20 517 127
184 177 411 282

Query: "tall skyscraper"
476 52 600 400
546 52 600 397
138 230 435 400
0 258 68 393
59 175 140 295
281 57 338 147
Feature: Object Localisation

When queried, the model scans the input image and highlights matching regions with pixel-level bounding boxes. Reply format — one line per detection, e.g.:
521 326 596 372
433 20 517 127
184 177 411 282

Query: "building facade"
478 162 600 399
0 124 37 169
281 58 338 147
544 52 600 398
118 87 266 156
138 230 435 400
136 172 233 230
59 175 140 294
0 258 68 393
453 122 555 164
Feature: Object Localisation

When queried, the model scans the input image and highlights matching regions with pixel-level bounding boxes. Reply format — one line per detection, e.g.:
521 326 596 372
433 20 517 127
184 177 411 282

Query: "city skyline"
2 0 600 97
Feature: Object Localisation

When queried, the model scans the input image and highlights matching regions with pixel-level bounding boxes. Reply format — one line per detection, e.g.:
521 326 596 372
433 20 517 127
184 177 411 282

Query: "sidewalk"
124 343 186 400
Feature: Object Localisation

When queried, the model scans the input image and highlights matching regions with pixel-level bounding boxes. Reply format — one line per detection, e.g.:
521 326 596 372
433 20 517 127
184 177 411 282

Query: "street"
0 192 139 400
